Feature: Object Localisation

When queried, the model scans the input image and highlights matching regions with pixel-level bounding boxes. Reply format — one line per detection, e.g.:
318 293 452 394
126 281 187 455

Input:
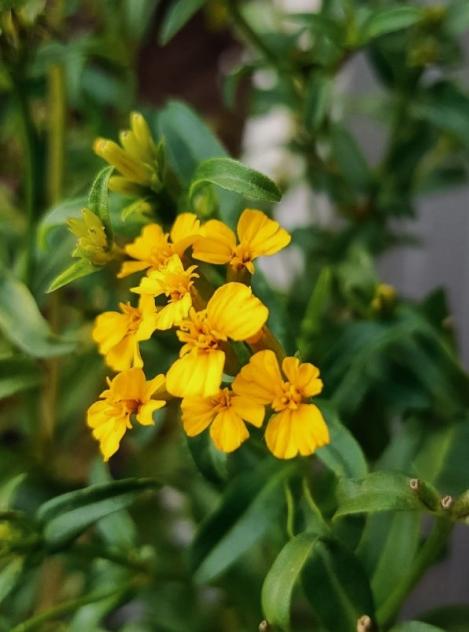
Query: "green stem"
301 477 329 533
10 73 38 285
284 482 295 539
377 517 452 627
10 586 129 632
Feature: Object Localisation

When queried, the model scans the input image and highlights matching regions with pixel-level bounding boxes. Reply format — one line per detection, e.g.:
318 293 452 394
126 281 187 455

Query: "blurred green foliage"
1 0 469 630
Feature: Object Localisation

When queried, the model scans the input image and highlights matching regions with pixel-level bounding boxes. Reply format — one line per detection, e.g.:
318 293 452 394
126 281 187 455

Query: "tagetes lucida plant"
86 114 329 461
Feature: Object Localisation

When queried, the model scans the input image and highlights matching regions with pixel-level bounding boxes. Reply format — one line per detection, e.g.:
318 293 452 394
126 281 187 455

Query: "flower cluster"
87 192 330 461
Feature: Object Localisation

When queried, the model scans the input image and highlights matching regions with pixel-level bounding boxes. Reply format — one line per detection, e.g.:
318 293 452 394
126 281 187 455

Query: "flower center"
230 243 253 270
164 267 198 303
272 381 303 412
149 238 174 268
120 303 142 334
211 388 232 411
177 310 220 352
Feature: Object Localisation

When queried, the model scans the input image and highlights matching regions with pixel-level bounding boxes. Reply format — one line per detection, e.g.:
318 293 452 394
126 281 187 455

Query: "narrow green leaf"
0 557 24 604
262 531 318 631
297 266 333 354
360 6 422 41
0 356 41 399
189 157 281 203
330 125 370 192
304 73 331 132
335 472 428 518
191 460 295 583
421 604 469 630
87 166 114 241
0 269 75 358
159 0 206 45
37 478 158 548
316 403 368 479
47 259 99 293
302 537 376 632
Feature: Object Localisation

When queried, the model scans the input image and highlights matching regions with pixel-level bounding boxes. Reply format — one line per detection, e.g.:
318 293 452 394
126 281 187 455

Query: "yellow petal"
166 350 225 397
237 209 291 258
145 373 166 399
156 294 192 330
117 260 150 279
181 396 215 436
105 335 136 371
206 282 268 341
110 368 147 401
170 213 201 254
210 409 249 452
136 399 166 426
125 224 166 261
92 312 128 353
136 310 159 340
192 219 235 264
281 357 323 398
265 404 329 459
231 395 265 428
87 403 129 462
232 350 283 404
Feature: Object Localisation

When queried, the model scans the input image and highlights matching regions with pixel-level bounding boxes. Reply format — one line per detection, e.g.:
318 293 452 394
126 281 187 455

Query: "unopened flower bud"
408 478 440 512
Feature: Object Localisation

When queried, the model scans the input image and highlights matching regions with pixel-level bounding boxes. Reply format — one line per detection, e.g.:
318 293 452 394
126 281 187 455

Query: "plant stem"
284 482 295 538
376 517 452 626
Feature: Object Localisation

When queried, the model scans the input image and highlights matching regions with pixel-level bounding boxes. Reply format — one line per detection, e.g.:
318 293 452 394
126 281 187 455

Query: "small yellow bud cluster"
68 208 115 266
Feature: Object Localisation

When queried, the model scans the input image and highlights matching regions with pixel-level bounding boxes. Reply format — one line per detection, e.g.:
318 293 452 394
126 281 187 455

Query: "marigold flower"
192 209 291 274
118 213 200 278
132 254 199 330
68 207 114 265
181 386 264 452
87 368 166 461
92 297 158 371
234 350 329 459
166 282 269 398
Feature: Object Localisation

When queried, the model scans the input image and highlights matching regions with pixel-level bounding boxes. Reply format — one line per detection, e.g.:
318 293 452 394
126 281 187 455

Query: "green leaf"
414 83 469 147
0 269 75 358
158 100 227 185
262 531 318 631
37 197 86 249
297 266 333 355
304 73 331 132
360 6 422 41
0 557 24 604
87 166 114 241
316 403 368 479
190 460 295 583
421 604 469 631
335 472 427 518
0 356 41 399
330 125 370 192
47 259 99 293
390 623 445 632
302 537 375 632
446 1 469 35
190 157 281 203
159 0 206 45
37 478 159 549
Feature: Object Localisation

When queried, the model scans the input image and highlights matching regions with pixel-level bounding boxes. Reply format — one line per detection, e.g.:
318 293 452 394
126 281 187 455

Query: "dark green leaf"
262 531 318 631
87 166 114 241
390 623 445 632
0 356 41 399
191 460 295 583
37 478 158 548
159 0 206 45
330 125 370 192
421 604 469 631
316 403 368 479
0 269 75 358
297 266 333 355
304 73 331 132
414 83 469 147
302 537 375 632
360 6 422 41
47 259 99 293
0 557 24 604
189 158 281 203
335 472 427 518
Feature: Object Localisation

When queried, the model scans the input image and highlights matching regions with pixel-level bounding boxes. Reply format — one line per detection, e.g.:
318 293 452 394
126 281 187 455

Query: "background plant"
1 0 469 630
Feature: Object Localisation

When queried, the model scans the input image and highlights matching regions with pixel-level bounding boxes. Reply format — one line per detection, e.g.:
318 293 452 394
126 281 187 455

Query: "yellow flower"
181 386 264 452
234 350 329 459
132 254 199 330
118 213 201 278
192 209 291 274
87 368 166 461
94 112 162 196
166 282 268 398
92 297 158 371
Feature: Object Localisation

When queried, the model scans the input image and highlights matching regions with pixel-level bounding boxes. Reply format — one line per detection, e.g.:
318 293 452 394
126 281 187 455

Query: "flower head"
192 209 291 274
181 386 264 453
132 254 199 330
166 282 268 398
68 207 113 265
118 213 201 278
92 296 158 371
234 350 329 459
87 368 166 461
94 112 162 196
